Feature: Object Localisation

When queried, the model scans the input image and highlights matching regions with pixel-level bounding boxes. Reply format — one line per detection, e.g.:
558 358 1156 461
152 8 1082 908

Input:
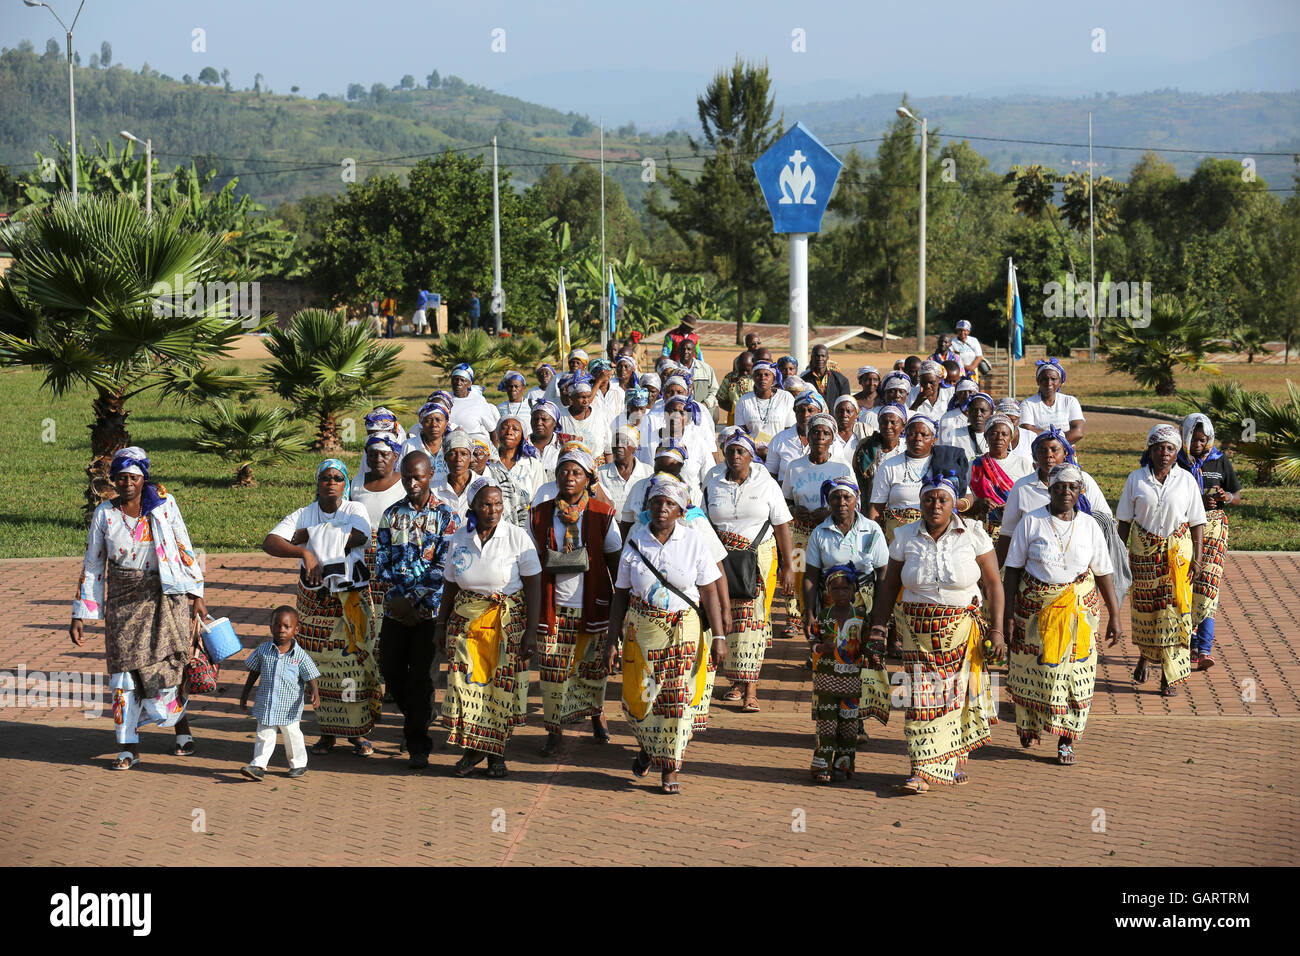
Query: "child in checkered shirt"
239 606 320 781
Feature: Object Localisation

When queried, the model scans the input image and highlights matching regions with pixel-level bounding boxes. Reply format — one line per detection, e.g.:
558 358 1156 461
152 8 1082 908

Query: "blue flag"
608 265 618 337
1007 259 1025 360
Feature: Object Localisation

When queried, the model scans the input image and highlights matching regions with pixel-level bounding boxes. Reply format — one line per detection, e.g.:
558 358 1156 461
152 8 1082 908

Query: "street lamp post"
897 105 927 353
119 130 151 216
24 1 87 205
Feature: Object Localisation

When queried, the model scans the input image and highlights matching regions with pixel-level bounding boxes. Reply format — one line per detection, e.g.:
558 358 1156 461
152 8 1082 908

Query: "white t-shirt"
616 522 722 613
349 475 407 534
782 456 853 512
431 477 475 522
704 467 792 542
503 455 545 500
597 459 654 520
804 514 890 575
905 387 948 421
525 386 547 407
444 522 542 596
1009 426 1038 459
399 431 450 484
1005 506 1114 584
449 394 500 435
889 518 993 606
496 400 531 423
735 390 796 440
947 428 991 476
869 452 933 511
1000 470 1113 540
951 334 983 368
1020 392 1084 432
530 508 622 608
1117 465 1208 538
559 409 612 457
269 501 372 571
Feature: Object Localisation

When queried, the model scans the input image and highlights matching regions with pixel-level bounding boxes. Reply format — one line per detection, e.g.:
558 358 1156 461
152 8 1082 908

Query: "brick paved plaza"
2 552 1297 867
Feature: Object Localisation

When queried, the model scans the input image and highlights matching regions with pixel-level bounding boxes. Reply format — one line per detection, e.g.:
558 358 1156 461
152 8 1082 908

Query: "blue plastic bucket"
202 617 242 662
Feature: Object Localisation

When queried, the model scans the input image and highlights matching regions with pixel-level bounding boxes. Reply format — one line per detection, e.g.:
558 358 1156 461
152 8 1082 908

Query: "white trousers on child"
251 721 307 770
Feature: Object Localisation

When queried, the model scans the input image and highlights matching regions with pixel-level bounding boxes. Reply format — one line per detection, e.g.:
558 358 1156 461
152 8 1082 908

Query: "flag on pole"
1007 258 1025 360
607 265 618 338
556 269 571 361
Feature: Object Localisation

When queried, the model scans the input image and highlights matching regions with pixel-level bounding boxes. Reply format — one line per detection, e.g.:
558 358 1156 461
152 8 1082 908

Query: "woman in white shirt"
951 320 983 380
735 360 796 458
995 398 1038 460
704 430 797 711
437 477 543 779
495 413 544 501
598 425 654 520
402 401 451 485
558 376 611 464
968 413 1037 541
1003 464 1124 766
1117 424 1207 697
783 414 853 637
264 458 380 757
867 413 967 542
351 431 408 610
496 371 532 423
605 474 726 795
431 431 476 522
872 471 1005 793
1019 358 1085 446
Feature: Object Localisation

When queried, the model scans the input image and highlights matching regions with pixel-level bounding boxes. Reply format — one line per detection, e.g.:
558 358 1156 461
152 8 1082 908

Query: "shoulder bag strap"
627 541 707 624
748 519 771 552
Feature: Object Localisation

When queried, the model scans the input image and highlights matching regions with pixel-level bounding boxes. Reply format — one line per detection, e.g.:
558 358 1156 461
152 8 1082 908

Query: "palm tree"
426 328 510 384
0 194 259 521
1182 380 1282 483
1103 294 1219 396
263 309 403 453
191 400 307 485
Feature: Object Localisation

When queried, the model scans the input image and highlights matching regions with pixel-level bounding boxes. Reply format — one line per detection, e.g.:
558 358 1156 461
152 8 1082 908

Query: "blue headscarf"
365 432 403 457
751 360 784 389
625 386 650 412
1035 356 1066 386
452 363 475 383
109 447 164 515
820 476 860 507
498 370 526 390
1176 414 1223 492
794 389 827 411
722 428 758 458
664 393 702 425
315 458 350 488
1030 427 1091 514
920 468 962 502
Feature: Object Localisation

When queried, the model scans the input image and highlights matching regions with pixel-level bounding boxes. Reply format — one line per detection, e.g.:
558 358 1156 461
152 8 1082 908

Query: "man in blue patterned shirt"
374 451 459 767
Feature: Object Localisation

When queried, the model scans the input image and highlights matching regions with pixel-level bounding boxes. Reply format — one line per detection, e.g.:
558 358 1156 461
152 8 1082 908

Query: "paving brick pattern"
2 551 1297 866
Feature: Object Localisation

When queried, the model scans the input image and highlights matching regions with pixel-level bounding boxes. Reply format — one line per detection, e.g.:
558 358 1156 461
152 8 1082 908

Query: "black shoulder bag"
720 519 770 600
627 541 708 627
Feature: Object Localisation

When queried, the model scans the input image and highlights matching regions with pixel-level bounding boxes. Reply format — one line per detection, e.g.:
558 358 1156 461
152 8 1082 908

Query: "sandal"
1133 658 1151 685
660 776 681 795
311 735 336 755
173 734 196 756
541 732 562 757
811 768 832 784
953 770 969 785
349 738 375 757
453 751 487 777
632 750 652 778
1058 742 1076 766
898 775 930 794
1018 730 1036 749
741 695 760 713
1198 654 1216 671
591 716 611 745
486 758 508 779
111 751 139 771
721 685 744 702
1160 678 1179 698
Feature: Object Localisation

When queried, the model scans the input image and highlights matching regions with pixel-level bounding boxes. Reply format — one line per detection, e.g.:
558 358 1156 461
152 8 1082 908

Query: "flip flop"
898 775 930 794
741 697 760 713
111 752 139 770
632 751 652 778
453 752 487 777
311 736 336 755
173 734 196 756
1058 743 1076 766
721 685 744 702
660 779 681 795
486 759 508 779
591 717 611 745
350 738 375 757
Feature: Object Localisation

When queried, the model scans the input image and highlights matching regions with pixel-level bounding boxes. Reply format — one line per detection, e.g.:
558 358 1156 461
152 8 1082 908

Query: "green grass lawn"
3 356 1297 558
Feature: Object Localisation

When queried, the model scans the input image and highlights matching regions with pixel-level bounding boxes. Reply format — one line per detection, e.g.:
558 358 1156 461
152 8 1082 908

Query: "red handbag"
184 646 219 695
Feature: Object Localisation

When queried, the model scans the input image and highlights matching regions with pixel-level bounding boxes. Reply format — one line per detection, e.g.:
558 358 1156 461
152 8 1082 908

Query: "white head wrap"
1147 424 1181 449
1182 413 1215 451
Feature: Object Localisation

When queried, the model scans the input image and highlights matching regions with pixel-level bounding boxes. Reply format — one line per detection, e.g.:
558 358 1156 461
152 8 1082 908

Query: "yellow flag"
555 270 570 361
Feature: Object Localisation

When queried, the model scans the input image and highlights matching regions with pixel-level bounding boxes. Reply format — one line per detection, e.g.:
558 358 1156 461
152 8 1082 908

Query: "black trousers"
379 616 437 756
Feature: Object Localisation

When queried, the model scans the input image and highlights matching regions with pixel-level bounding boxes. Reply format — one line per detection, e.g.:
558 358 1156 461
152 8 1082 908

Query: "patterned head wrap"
315 458 350 487
625 386 650 411
822 563 859 589
557 444 597 478
876 402 907 423
967 391 995 412
722 428 758 458
365 431 403 456
498 370 526 390
1143 423 1181 457
996 397 1021 417
906 413 939 436
451 363 474 383
536 362 555 377
569 372 594 396
1035 357 1066 385
1177 413 1224 490
985 413 1015 436
443 430 473 453
820 476 860 506
856 365 879 380
531 400 559 424
919 360 944 380
807 412 837 436
783 375 807 394
568 349 589 365
653 438 688 464
614 424 640 448
110 446 150 479
920 469 961 502
778 355 798 370
663 373 691 394
1048 463 1083 487
646 473 689 512
956 320 972 331
750 360 784 389
364 407 401 434
793 389 826 411
834 394 860 413
417 400 448 423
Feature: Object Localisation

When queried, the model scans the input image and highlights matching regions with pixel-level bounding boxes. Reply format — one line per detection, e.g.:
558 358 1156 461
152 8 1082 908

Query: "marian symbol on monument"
779 149 817 205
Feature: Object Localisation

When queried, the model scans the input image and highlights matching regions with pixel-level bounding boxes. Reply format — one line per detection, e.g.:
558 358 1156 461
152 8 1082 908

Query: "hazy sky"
3 0 1298 124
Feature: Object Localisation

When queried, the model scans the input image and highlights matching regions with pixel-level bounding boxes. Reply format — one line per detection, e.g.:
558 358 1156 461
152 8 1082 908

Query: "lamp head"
896 106 916 122
24 1 48 8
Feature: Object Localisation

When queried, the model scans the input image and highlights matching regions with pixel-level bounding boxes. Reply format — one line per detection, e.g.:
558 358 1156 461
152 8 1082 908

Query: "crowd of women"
70 316 1244 795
